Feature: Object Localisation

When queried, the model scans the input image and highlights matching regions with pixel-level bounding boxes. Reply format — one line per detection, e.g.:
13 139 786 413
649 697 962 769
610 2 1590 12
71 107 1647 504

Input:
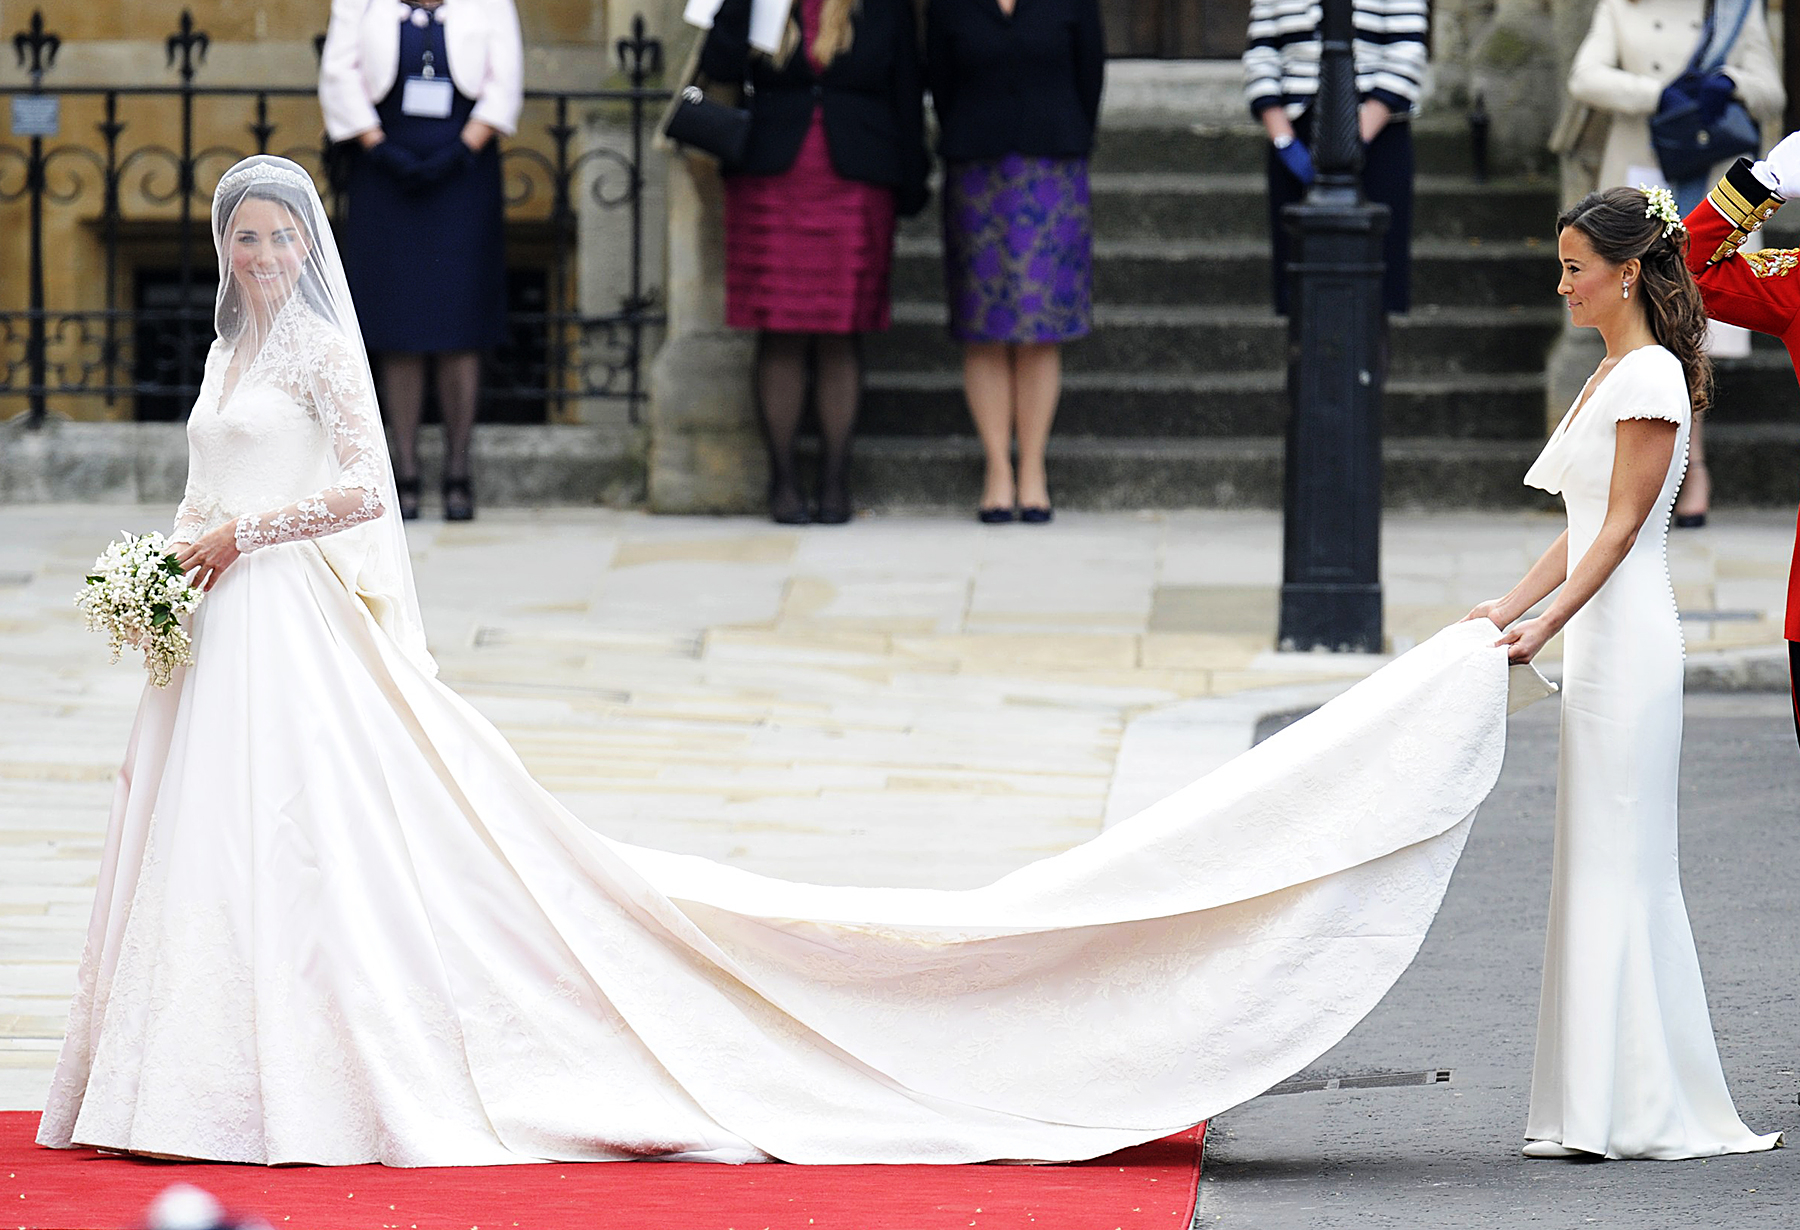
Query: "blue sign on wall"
10 96 60 138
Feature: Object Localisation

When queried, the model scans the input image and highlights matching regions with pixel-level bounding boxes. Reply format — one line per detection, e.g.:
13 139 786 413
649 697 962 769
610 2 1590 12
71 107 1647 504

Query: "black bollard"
1276 0 1388 654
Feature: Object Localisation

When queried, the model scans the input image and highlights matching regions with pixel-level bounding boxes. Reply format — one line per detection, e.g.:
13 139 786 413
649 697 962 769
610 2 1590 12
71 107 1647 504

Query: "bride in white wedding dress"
33 154 1539 1168
1467 185 1778 1161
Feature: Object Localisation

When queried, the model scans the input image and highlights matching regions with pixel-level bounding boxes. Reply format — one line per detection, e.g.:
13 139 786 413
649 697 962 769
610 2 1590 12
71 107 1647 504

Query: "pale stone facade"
3 0 1789 507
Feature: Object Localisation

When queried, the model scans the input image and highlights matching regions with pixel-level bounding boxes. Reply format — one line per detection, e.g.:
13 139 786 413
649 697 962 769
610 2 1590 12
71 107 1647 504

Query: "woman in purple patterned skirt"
926 0 1104 523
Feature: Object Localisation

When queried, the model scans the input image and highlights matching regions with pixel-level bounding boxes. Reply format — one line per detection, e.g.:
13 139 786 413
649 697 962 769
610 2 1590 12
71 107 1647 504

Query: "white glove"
1750 131 1800 198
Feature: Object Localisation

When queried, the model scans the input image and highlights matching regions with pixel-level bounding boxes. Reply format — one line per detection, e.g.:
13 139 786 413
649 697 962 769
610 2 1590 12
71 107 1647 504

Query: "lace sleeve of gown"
169 486 208 547
170 340 225 547
232 329 388 553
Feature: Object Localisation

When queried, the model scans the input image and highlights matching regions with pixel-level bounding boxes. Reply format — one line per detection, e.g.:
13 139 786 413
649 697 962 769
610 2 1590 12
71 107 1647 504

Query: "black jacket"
925 0 1105 161
928 0 1108 161
699 0 930 216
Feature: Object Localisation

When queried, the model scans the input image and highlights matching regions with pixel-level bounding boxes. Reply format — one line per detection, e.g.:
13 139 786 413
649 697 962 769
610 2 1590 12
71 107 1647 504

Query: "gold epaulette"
1705 157 1783 267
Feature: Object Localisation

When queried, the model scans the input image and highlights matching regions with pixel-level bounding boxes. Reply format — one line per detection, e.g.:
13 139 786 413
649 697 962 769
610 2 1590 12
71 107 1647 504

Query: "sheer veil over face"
208 155 433 673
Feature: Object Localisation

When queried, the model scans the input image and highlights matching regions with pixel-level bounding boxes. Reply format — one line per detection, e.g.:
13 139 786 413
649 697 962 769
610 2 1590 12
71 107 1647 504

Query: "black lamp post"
1276 0 1388 653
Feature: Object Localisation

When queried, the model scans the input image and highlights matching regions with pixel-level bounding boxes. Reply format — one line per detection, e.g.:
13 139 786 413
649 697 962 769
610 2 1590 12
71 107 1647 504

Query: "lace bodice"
169 305 386 553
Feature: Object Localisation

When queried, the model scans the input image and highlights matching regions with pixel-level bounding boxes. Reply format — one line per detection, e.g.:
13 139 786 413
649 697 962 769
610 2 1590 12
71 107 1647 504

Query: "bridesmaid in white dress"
1466 185 1780 1160
37 155 1551 1168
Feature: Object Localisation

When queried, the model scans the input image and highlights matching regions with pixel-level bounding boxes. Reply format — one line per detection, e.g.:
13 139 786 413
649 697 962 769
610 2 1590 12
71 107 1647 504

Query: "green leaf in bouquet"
86 575 104 585
162 555 185 578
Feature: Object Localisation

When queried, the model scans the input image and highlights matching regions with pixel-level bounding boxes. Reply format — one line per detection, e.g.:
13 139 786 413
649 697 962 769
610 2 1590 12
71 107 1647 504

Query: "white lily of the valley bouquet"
75 531 201 687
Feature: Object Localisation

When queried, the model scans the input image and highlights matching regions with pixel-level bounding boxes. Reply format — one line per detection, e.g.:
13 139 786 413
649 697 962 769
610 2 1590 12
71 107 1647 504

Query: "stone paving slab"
0 504 1794 1113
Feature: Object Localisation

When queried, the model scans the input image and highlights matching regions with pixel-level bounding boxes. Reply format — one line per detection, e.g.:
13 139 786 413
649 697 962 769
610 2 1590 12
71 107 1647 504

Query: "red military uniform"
1684 157 1800 736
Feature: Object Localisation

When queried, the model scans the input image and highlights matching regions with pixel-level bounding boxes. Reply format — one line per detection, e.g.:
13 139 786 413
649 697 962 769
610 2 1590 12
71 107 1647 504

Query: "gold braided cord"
1704 183 1781 268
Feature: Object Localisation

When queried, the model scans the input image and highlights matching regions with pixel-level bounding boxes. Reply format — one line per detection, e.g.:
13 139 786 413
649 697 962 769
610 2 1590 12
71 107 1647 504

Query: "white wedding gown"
35 312 1545 1167
1521 344 1778 1159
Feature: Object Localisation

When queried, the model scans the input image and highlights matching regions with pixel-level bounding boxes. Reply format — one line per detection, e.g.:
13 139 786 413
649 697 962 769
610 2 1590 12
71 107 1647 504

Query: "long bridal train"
37 539 1539 1166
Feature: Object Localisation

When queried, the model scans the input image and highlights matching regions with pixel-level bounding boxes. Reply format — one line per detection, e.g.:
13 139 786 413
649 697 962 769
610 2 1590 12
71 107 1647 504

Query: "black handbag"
1650 0 1760 184
664 81 753 164
660 35 753 165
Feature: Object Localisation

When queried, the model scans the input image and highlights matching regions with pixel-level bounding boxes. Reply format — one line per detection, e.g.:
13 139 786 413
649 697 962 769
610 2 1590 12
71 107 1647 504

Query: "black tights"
380 351 480 481
757 331 860 519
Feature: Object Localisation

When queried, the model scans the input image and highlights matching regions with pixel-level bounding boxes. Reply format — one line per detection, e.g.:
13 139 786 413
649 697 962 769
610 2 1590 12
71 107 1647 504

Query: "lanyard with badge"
399 5 455 120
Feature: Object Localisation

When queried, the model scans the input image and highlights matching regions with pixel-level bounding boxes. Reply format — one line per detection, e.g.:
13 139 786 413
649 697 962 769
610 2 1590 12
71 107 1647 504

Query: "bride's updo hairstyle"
211 162 340 344
1556 187 1712 414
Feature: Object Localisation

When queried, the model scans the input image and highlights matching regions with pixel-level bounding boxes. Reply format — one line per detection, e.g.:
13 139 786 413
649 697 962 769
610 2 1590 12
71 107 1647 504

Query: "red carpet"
4 1113 1204 1230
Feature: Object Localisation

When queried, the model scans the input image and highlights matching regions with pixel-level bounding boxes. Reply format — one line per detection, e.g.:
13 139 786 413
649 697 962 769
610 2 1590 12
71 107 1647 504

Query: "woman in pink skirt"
701 0 929 524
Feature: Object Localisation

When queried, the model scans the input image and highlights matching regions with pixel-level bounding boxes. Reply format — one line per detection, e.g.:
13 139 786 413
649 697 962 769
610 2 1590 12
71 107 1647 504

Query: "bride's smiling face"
228 197 311 313
1557 225 1636 332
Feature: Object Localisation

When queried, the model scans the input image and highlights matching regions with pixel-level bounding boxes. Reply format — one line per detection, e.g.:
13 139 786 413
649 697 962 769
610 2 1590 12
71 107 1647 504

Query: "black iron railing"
1 8 668 427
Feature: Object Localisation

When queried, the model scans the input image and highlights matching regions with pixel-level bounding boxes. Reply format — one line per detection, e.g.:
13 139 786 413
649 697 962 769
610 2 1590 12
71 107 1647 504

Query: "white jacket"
319 0 523 142
1567 0 1784 191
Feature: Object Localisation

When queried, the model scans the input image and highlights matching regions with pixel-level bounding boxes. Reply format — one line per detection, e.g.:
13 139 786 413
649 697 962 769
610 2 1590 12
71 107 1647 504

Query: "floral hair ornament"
1639 184 1686 240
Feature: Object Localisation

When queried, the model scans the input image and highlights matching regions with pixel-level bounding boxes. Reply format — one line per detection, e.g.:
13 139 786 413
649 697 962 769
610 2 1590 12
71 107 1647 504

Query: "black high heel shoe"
770 482 810 525
977 506 1015 524
442 476 475 522
396 476 422 522
814 479 854 525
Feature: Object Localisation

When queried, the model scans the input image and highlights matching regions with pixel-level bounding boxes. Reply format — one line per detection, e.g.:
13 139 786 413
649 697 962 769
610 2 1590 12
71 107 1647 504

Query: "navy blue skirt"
342 24 506 353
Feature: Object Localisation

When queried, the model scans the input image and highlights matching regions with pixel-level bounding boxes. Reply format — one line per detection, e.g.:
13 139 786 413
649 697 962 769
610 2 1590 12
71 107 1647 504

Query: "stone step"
1713 350 1800 422
1704 422 1800 503
867 303 1565 379
0 419 644 506
891 237 1559 309
832 435 1548 510
861 370 1548 440
904 174 1559 244
1089 121 1487 178
834 423 1800 512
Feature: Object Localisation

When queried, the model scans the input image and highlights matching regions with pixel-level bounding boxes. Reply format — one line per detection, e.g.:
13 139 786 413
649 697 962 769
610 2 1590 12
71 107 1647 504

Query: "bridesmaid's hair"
1556 187 1713 415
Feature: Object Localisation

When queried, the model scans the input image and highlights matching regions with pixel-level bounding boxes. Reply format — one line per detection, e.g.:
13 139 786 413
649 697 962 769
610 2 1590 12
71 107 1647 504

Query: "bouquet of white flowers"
75 531 202 688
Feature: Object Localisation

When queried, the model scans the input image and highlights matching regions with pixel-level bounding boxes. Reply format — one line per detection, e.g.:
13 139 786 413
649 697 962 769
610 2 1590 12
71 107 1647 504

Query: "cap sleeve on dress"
1609 348 1691 427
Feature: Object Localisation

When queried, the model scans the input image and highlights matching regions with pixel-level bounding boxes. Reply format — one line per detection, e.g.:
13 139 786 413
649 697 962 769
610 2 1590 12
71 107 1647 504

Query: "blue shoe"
1019 506 1053 524
978 506 1015 524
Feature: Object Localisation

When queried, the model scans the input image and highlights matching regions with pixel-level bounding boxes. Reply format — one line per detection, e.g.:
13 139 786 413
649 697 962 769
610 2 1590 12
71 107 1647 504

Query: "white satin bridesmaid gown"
1522 343 1780 1159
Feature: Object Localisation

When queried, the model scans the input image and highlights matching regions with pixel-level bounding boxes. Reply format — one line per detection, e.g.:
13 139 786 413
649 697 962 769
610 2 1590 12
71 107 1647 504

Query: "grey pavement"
1200 693 1800 1228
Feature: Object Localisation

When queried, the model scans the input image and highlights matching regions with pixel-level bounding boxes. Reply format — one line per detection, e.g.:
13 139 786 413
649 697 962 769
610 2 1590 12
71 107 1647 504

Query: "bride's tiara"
215 159 318 202
1638 184 1686 241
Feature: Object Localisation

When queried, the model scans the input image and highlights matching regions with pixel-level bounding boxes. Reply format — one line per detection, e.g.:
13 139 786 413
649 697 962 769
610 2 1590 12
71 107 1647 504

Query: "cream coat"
319 0 524 142
1568 0 1783 192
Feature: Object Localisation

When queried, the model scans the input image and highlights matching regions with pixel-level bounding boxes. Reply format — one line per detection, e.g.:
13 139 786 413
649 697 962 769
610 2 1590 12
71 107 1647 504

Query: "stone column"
1541 0 1606 430
1468 0 1561 176
642 11 763 514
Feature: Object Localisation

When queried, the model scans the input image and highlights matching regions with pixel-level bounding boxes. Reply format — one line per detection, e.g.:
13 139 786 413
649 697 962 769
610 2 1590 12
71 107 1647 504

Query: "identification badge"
401 76 454 119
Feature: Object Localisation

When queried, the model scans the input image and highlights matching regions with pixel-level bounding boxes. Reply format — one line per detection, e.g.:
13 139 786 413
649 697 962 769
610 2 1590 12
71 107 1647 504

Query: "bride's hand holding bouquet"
75 531 203 688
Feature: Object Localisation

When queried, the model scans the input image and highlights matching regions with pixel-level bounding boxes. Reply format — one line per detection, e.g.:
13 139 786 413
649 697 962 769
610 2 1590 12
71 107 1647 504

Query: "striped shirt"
1243 0 1429 119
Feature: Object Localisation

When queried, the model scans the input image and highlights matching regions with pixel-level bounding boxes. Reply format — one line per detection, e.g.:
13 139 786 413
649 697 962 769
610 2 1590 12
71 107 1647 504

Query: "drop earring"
1622 278 1631 299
